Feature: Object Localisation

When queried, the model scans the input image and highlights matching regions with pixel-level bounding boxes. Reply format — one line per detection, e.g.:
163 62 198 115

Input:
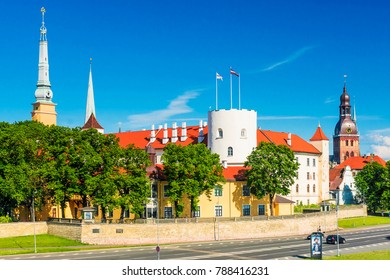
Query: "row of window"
295 171 317 180
295 184 316 193
165 204 266 218
217 128 247 138
298 157 316 167
345 140 355 147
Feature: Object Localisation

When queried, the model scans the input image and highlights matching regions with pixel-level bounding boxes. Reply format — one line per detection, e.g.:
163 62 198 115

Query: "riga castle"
29 7 371 220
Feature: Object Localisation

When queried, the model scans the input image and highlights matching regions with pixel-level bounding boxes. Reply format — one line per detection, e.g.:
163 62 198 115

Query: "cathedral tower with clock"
333 78 359 164
31 7 57 126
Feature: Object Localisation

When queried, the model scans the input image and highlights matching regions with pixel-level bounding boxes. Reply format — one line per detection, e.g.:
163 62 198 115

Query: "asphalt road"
1 225 389 260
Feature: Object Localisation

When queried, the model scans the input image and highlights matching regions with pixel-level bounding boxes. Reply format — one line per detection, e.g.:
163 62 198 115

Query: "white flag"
216 72 223 81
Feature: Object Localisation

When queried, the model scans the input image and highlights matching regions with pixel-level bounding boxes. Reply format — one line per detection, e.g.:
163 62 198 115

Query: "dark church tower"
333 78 360 164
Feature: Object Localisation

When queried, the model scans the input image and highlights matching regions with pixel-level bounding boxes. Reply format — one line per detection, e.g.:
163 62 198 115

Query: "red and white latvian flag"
216 72 223 81
230 68 239 77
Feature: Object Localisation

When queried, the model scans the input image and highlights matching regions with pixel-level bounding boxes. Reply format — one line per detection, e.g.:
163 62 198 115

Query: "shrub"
0 216 13 223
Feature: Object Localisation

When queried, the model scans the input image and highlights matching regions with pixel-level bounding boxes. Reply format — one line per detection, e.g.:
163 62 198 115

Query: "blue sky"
1 0 390 160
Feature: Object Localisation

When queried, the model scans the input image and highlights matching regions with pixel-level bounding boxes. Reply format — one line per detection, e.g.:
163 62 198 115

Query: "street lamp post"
336 187 340 257
32 191 37 254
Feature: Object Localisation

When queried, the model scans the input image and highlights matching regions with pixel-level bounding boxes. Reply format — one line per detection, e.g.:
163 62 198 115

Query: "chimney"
203 121 207 127
287 133 292 146
150 124 156 143
171 122 178 143
162 123 169 144
180 122 187 141
198 120 204 143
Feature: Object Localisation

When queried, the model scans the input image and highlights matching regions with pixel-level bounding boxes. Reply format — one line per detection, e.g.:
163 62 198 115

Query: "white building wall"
289 153 322 206
207 109 257 166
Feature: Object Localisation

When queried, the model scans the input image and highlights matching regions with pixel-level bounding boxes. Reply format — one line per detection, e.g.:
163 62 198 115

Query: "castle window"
307 158 310 166
242 185 250 196
242 205 251 216
215 205 222 217
258 205 265 216
307 172 310 180
351 140 354 146
351 151 355 157
307 184 310 193
228 146 233 156
346 151 350 158
313 184 316 193
313 159 316 167
214 186 222 197
241 129 247 138
295 184 299 193
313 172 316 180
346 140 349 146
218 128 223 138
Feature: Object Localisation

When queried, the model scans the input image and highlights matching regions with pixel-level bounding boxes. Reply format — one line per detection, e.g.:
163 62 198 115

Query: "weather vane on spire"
343 74 348 87
40 7 47 41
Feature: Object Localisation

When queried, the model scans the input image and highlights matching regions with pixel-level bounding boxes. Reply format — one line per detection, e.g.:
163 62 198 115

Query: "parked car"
306 232 325 240
326 234 346 244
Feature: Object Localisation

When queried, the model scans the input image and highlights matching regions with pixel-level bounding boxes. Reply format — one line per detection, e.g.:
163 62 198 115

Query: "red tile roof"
310 125 329 141
112 125 207 149
111 126 320 155
222 166 249 181
82 113 104 130
258 130 321 154
335 155 386 170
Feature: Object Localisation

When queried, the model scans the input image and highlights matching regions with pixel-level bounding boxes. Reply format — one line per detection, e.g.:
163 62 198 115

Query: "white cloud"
259 115 314 121
261 46 315 72
324 97 337 104
367 129 390 160
125 91 199 130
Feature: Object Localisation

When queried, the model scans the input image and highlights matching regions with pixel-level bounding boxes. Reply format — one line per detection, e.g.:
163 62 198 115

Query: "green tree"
0 121 52 221
244 142 299 216
115 144 151 220
355 161 389 213
162 143 224 217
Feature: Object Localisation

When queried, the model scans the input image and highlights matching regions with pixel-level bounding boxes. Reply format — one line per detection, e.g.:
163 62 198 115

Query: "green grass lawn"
324 250 390 260
0 234 87 255
338 216 390 228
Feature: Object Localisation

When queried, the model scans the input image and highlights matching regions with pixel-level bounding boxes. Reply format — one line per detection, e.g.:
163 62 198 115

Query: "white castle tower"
208 109 257 166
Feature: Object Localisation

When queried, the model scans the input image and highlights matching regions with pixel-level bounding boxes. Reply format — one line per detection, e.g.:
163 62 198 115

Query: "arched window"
312 184 316 193
351 151 355 157
241 129 247 138
351 140 354 146
218 128 223 138
346 140 349 146
307 184 310 193
228 146 233 156
346 151 350 158
295 184 299 193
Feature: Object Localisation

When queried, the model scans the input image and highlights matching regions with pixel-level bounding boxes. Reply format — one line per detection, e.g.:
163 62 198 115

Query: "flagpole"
216 73 218 110
230 68 232 109
238 74 241 110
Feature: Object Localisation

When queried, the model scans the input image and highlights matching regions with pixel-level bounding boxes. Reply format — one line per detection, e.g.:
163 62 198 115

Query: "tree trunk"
269 193 275 216
61 201 66 218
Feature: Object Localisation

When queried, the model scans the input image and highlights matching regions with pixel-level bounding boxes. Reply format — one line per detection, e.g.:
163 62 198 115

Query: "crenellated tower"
31 7 57 125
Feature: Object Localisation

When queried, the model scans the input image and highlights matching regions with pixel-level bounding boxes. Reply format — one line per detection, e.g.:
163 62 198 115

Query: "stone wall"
0 206 367 245
0 222 47 238
47 223 82 242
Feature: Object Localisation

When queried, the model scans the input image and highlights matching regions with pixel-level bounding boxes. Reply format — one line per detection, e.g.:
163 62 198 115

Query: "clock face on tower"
346 127 352 134
46 90 52 99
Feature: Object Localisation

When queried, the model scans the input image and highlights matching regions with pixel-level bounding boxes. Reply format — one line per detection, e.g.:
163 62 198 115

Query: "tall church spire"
333 75 359 164
85 58 96 123
31 7 57 126
82 58 104 133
